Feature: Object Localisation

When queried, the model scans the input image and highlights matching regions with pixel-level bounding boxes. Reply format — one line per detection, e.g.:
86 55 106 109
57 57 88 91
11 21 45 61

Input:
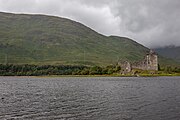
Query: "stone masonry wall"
121 50 158 72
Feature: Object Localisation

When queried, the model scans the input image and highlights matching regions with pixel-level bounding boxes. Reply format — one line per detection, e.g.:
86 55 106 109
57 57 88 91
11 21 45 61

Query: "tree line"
0 64 121 76
0 64 179 76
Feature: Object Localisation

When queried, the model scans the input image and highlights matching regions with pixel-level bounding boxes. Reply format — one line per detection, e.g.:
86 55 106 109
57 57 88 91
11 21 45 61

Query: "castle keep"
121 50 158 73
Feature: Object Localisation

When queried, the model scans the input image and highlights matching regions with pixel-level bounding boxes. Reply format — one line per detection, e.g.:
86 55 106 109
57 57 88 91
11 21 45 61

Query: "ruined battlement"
120 50 158 74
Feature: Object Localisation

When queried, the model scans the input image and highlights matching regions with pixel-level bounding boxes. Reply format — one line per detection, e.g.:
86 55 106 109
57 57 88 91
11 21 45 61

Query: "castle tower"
145 50 158 71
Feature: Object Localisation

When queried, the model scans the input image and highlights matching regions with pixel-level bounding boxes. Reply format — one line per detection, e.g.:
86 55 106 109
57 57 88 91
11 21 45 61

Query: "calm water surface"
0 77 180 120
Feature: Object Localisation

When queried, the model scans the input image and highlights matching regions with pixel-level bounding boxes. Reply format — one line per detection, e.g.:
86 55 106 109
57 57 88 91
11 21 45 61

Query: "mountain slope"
155 46 180 62
0 12 175 66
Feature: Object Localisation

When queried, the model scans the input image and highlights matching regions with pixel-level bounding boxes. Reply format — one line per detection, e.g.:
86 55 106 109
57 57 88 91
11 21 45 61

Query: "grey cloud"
111 0 180 48
0 0 179 48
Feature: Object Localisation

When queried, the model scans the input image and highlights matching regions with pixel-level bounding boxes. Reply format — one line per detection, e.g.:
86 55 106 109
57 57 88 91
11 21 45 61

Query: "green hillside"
155 46 180 61
0 12 177 66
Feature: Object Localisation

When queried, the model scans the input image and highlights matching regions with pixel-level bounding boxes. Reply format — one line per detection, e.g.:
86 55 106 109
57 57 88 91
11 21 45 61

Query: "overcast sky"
0 0 180 48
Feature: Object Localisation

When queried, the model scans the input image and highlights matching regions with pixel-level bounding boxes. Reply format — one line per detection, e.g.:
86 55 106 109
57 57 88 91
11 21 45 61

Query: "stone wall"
120 61 131 74
120 50 158 72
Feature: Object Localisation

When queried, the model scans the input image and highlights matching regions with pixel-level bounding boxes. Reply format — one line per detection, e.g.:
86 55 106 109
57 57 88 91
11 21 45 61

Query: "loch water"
0 77 180 120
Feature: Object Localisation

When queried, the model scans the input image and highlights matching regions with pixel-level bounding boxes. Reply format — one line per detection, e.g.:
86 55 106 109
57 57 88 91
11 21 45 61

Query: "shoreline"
0 74 180 78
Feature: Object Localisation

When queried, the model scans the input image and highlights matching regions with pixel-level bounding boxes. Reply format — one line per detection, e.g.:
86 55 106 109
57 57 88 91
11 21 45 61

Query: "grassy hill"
155 46 180 62
0 12 177 66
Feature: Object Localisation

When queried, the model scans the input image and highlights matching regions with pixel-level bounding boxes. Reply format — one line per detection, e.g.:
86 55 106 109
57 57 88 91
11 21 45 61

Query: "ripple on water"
0 77 180 120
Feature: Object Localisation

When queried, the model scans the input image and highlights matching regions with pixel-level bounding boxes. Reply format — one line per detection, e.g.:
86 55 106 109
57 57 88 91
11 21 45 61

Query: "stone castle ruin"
120 50 158 73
